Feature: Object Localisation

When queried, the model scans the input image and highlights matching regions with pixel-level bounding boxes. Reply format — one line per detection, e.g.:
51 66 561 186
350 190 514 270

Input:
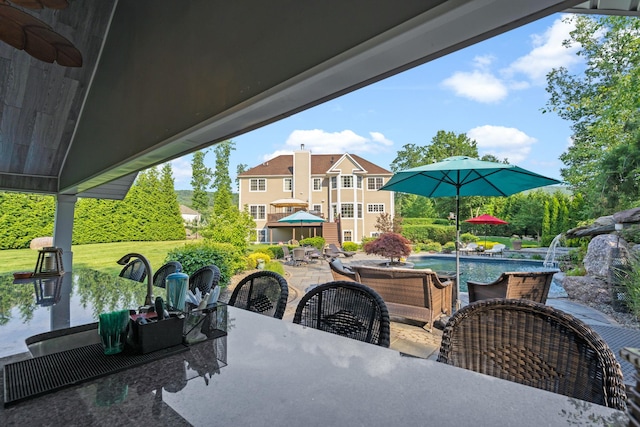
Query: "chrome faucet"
117 253 154 305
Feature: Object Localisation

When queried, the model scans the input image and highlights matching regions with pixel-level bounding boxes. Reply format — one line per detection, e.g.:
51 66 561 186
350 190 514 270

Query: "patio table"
0 287 627 425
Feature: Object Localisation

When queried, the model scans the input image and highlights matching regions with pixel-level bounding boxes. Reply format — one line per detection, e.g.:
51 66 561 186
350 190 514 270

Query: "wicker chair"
437 299 627 410
328 258 356 281
352 265 453 331
228 270 289 319
152 261 182 288
118 259 147 282
467 270 556 304
189 265 221 297
293 281 390 347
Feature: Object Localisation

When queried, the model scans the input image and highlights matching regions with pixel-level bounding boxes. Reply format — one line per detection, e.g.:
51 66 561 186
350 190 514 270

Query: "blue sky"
170 12 584 191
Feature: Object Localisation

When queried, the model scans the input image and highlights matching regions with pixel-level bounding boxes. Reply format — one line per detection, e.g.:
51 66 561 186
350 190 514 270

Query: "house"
238 146 394 244
179 205 201 225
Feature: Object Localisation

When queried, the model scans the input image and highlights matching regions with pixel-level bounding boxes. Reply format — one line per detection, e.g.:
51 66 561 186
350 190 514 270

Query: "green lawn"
0 240 192 275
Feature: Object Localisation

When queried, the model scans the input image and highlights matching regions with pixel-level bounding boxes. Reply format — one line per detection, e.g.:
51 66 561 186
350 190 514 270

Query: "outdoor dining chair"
118 258 147 283
437 298 627 410
189 265 221 297
228 270 289 319
293 281 390 347
152 261 183 288
467 270 556 304
292 247 310 266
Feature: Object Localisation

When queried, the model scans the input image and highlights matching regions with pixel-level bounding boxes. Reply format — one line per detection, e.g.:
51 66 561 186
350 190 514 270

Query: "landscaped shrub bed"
166 241 245 286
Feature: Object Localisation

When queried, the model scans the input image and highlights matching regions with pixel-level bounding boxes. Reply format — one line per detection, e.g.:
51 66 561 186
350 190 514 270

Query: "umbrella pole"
455 191 461 311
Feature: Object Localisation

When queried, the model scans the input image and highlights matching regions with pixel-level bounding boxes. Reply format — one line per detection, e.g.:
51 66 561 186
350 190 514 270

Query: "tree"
191 150 212 219
363 232 412 264
203 140 256 252
545 15 640 215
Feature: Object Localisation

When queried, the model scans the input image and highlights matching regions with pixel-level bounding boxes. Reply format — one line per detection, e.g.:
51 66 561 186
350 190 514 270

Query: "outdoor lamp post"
117 253 154 305
615 223 624 247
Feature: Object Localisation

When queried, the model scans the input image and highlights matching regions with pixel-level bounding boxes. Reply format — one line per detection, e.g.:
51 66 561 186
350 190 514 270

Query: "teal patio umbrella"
379 156 561 310
278 210 325 241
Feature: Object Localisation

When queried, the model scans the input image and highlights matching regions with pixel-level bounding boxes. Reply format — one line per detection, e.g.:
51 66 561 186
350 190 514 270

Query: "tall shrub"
363 232 411 264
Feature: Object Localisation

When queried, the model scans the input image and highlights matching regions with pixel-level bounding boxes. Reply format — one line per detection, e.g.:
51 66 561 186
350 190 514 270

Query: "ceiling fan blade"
27 25 81 66
0 11 26 48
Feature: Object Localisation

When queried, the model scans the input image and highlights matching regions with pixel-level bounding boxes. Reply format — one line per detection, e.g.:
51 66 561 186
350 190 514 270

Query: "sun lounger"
326 243 356 258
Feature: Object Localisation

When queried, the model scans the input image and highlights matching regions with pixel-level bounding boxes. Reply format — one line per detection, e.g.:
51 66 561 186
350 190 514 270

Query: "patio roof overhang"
1 0 611 200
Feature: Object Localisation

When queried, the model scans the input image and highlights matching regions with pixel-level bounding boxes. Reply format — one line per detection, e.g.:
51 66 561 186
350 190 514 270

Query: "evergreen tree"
191 150 212 219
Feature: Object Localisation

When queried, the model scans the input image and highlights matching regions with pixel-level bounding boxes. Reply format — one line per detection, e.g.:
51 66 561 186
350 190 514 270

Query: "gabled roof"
238 153 392 177
179 205 200 215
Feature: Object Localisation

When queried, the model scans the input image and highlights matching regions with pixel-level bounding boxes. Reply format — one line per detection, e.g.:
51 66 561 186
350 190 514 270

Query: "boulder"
565 215 615 239
613 207 640 224
559 275 612 305
29 236 53 250
583 234 630 279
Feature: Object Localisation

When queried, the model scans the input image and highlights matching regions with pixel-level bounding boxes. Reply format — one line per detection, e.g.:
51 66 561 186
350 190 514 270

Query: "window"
341 175 353 188
370 231 381 238
367 204 385 213
249 205 266 220
332 204 338 218
283 178 292 191
343 230 353 242
313 178 322 191
357 176 362 189
256 229 267 243
250 178 266 192
331 176 337 189
367 177 383 190
341 203 354 218
312 204 322 213
357 203 362 219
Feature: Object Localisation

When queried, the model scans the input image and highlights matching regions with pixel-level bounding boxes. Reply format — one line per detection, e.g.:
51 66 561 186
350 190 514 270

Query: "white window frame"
357 176 362 189
256 229 267 243
249 204 266 220
313 178 322 191
367 177 383 190
283 178 292 192
357 203 363 219
250 178 266 192
343 230 353 242
312 204 322 213
367 204 385 213
341 175 353 188
341 203 354 218
331 176 337 189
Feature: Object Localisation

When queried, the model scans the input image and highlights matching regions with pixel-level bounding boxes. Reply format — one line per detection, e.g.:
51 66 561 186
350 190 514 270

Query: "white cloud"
170 157 193 187
442 16 581 103
263 129 394 161
441 70 508 103
467 125 537 163
505 16 580 85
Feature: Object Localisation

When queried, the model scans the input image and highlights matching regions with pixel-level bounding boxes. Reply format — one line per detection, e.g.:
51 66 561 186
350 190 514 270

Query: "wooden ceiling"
0 0 633 199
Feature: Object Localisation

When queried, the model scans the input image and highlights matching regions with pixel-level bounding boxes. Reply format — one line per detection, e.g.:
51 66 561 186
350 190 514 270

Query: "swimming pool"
409 255 566 296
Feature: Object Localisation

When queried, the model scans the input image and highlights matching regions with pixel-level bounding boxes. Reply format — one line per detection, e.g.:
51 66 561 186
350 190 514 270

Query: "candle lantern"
34 247 64 277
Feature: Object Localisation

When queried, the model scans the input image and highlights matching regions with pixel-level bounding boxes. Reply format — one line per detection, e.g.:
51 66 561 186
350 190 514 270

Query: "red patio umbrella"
464 214 508 248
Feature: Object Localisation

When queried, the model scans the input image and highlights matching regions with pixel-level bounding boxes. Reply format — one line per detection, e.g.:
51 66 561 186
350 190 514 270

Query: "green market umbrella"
379 156 561 310
278 210 325 241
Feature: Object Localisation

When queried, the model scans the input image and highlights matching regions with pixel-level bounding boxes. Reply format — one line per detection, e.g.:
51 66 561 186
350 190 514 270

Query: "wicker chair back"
229 271 289 319
293 281 391 347
437 299 627 410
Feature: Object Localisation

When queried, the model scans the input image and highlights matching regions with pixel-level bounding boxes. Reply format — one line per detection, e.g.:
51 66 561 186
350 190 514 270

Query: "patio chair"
467 270 556 304
328 258 356 281
292 247 310 266
118 258 147 283
282 246 294 265
326 243 356 258
152 261 182 288
305 247 325 263
483 243 505 257
437 299 627 410
189 265 221 297
458 242 478 255
228 270 289 319
293 281 390 347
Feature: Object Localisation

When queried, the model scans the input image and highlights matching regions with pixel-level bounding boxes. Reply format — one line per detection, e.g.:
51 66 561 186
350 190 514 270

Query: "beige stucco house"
238 147 394 244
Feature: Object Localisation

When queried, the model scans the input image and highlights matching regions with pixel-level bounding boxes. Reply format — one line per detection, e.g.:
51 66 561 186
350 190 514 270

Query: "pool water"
409 255 566 297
